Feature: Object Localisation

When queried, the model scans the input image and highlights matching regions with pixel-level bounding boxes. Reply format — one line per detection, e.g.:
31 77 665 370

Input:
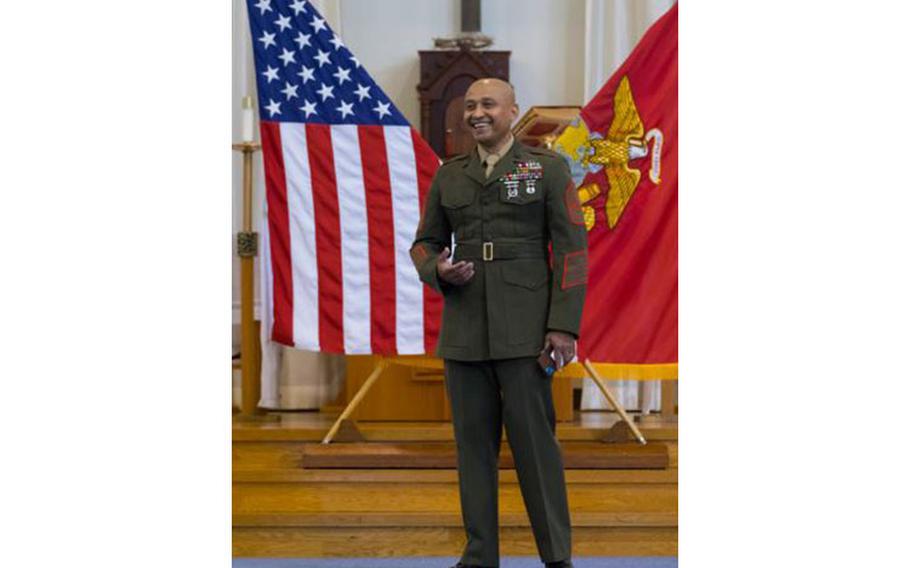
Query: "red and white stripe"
260 121 441 355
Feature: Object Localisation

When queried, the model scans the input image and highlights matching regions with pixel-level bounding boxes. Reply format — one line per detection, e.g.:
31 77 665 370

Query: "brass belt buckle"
482 241 494 261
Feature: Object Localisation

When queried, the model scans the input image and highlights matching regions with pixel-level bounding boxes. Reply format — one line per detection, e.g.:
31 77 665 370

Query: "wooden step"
233 414 678 558
233 480 677 519
233 510 676 528
298 442 668 469
234 441 677 471
232 416 679 443
233 526 677 557
233 467 678 484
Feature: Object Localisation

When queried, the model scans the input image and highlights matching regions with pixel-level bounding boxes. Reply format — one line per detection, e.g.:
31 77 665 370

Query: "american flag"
246 0 441 354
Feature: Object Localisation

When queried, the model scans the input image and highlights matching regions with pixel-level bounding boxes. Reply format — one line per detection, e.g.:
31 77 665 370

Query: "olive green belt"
454 241 547 262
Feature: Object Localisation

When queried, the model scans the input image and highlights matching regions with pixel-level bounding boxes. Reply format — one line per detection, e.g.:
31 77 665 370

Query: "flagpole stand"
322 358 391 444
232 141 277 423
582 359 647 445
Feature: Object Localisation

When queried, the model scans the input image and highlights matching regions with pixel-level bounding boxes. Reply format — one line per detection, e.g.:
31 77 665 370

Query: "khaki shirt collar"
476 134 515 166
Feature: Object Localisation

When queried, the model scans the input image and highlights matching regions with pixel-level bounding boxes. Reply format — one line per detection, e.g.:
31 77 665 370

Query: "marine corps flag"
555 3 677 376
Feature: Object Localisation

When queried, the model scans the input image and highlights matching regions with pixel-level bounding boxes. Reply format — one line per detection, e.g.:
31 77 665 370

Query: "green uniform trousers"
444 357 572 567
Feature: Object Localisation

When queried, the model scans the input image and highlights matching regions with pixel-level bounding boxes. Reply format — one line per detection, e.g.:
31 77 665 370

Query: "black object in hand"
537 350 556 377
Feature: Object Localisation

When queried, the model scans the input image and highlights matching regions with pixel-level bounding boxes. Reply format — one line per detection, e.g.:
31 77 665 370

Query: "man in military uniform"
410 78 588 568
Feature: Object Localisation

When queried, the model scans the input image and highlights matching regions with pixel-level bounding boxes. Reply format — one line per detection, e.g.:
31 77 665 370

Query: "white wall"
483 0 587 111
339 0 587 124
339 0 458 127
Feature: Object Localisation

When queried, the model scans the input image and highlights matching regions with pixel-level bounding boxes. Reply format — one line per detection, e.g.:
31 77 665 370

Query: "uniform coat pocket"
441 186 475 234
500 259 550 345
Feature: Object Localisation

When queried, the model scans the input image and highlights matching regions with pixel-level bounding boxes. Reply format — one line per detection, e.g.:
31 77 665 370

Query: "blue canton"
246 0 408 126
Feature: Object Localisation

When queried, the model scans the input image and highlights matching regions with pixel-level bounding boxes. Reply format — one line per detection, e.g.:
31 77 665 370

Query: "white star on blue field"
246 0 408 126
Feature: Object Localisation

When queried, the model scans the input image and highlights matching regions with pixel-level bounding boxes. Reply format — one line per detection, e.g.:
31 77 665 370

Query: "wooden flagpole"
582 359 647 445
322 358 391 444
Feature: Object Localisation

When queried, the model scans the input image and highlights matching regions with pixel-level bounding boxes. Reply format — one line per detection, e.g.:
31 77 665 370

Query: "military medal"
500 160 543 200
504 179 520 199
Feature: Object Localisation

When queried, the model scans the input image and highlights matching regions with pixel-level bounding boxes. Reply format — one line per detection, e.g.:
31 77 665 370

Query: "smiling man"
410 78 588 568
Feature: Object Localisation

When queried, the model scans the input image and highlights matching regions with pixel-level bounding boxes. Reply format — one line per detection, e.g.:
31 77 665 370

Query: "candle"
241 96 255 142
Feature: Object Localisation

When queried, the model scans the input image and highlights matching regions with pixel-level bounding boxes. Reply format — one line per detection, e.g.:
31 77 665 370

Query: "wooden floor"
233 410 678 558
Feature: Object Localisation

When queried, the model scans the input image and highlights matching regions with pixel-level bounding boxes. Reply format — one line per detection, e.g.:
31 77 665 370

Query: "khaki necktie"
484 154 500 178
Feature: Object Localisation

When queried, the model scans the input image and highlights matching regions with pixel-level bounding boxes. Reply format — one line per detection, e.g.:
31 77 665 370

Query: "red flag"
555 4 677 375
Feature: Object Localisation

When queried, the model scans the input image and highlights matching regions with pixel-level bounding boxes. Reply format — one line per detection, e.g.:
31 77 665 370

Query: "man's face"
463 79 518 149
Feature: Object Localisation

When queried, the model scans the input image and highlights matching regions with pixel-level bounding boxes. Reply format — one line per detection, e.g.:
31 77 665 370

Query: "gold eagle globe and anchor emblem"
555 75 663 231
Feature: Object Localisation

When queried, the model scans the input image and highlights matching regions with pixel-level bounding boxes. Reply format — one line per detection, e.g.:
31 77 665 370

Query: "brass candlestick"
232 139 276 422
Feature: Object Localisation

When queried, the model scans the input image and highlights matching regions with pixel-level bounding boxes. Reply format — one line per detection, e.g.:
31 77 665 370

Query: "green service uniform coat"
410 141 588 361
410 141 588 567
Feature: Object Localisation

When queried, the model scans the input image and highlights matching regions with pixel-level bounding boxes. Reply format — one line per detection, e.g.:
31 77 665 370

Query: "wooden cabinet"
417 49 510 159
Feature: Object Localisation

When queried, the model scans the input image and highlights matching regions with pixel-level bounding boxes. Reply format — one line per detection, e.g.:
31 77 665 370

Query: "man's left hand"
542 331 576 370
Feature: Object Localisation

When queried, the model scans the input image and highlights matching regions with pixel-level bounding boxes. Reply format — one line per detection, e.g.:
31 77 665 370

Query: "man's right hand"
436 247 475 286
